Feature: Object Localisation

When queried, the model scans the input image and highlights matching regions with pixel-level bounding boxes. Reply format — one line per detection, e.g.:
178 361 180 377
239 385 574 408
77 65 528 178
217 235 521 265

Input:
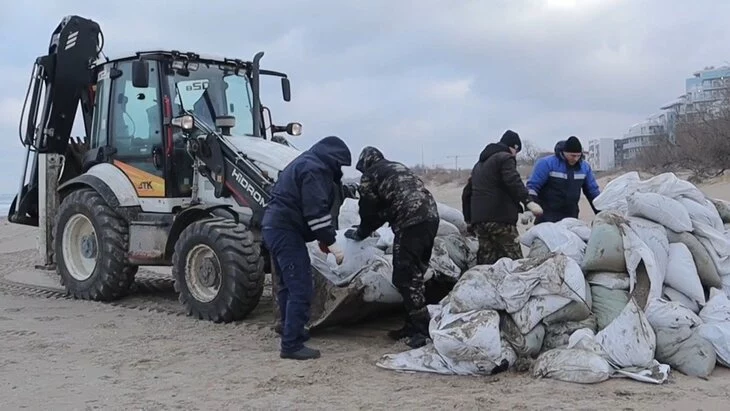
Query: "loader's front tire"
172 217 265 323
54 188 136 300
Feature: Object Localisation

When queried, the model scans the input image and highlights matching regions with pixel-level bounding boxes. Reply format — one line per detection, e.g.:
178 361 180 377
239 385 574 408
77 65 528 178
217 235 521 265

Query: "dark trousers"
392 219 439 313
262 227 313 354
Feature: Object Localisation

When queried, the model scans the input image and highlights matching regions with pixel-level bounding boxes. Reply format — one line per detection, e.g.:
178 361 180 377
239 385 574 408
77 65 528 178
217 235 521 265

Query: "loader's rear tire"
54 188 136 300
172 217 265 323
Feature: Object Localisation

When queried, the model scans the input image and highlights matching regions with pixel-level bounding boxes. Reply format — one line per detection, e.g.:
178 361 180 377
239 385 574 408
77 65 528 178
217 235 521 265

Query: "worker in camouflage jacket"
344 146 439 348
462 130 543 265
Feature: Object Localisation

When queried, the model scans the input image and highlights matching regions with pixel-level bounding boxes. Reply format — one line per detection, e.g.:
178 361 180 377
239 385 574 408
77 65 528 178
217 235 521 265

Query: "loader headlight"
286 122 302 136
172 115 194 130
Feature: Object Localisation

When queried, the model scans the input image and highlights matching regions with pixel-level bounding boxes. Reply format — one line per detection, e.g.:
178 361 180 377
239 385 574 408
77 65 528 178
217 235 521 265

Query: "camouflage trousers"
392 219 439 313
472 222 523 265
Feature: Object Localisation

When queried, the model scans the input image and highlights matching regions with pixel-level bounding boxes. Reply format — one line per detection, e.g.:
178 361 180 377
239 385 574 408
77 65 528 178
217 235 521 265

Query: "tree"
517 139 541 166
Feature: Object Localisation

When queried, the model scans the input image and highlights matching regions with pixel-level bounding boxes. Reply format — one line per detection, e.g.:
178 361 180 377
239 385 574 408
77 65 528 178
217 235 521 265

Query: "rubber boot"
405 308 430 349
280 346 321 360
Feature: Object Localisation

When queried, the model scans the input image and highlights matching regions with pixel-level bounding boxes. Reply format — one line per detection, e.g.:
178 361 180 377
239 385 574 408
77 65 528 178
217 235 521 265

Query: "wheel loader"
8 15 351 323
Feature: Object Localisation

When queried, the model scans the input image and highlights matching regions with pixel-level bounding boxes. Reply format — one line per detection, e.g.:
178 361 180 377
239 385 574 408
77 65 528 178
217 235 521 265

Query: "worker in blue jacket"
262 136 351 361
526 136 601 224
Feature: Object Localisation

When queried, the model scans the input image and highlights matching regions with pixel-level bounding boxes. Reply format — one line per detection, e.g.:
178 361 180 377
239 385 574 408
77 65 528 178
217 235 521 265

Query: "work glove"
327 242 345 265
520 211 535 225
344 227 365 241
525 201 544 217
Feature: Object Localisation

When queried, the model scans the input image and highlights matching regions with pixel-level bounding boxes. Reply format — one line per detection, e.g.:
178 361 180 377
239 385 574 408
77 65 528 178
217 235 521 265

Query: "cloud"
1 0 729 192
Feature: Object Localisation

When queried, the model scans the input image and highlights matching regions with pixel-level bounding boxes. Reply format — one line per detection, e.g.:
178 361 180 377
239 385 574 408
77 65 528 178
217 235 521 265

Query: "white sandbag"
531 348 612 384
308 231 385 285
428 238 462 281
557 218 592 243
438 233 475 273
645 298 702 329
338 198 360 228
678 197 725 231
623 217 669 302
586 272 630 290
375 342 515 376
542 316 597 350
527 238 550 259
635 172 706 203
447 254 586 322
665 243 705 305
666 230 723 288
437 219 460 237
696 288 730 367
542 278 592 324
709 197 730 224
582 212 626 273
437 202 467 234
595 298 656 369
692 221 730 277
520 222 586 265
592 171 642 214
374 225 395 252
611 362 670 384
500 314 545 358
591 285 630 330
357 256 404 303
662 286 700 314
627 191 692 232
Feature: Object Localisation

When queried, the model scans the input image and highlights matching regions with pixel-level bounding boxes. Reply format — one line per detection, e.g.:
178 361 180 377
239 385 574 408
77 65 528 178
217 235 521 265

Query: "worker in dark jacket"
526 136 601 224
462 130 543 265
262 136 351 361
344 146 439 348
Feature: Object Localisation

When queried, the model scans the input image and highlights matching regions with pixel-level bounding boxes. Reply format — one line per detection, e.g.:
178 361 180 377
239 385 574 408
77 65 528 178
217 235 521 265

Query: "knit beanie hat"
500 130 522 152
564 136 582 153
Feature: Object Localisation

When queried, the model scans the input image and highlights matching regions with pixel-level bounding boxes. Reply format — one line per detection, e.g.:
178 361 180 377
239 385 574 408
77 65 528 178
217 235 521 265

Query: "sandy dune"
1 175 730 409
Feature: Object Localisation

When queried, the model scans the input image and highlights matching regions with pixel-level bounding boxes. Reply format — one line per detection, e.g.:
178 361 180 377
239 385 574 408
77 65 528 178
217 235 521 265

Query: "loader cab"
85 51 301 202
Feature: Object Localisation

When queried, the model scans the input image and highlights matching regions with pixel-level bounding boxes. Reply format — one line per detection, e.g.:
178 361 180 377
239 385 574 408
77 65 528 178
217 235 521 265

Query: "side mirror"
171 115 194 130
132 60 150 88
281 77 291 102
286 122 302 136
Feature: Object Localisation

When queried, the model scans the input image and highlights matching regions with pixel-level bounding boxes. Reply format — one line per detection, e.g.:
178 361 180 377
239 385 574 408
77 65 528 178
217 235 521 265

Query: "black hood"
355 146 385 172
309 136 352 178
478 142 511 162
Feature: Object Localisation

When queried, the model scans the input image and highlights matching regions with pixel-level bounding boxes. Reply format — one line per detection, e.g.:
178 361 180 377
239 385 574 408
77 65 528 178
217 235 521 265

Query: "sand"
1 177 730 410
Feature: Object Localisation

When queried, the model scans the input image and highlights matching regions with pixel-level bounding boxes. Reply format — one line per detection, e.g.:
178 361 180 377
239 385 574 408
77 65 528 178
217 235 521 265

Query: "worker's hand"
318 241 329 254
520 211 535 225
344 227 364 242
328 242 345 265
526 201 543 217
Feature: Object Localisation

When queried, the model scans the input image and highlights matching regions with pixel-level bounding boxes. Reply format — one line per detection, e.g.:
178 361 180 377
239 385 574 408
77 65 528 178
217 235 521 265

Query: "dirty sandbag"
678 197 725 231
627 192 693 233
308 230 385 285
500 313 545 358
586 272 630 290
591 284 630 330
595 298 657 369
437 202 468 234
557 218 592 242
654 326 716 378
709 197 730 224
542 315 597 350
527 238 550 259
592 171 642 214
437 219 461 237
666 230 722 288
308 256 403 330
582 212 626 273
519 222 587 265
447 253 586 319
531 348 612 384
542 278 592 324
438 233 475 273
663 286 700 314
428 238 462 282
692 222 730 277
374 225 395 252
622 217 668 303
665 243 705 305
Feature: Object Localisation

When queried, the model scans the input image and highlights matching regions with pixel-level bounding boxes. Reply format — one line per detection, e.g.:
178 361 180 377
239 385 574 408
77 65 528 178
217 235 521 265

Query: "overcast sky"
1 0 729 193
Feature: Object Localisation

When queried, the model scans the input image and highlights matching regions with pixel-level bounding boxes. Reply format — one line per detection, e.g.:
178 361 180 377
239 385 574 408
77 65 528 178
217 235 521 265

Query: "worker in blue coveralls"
526 136 601 224
262 136 351 361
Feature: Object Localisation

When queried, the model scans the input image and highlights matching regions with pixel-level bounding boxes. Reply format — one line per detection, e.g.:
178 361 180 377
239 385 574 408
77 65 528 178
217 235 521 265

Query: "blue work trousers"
262 227 313 354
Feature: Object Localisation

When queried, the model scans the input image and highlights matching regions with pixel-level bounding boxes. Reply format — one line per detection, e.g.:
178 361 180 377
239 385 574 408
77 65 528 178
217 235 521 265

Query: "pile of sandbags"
303 199 477 330
375 172 730 384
